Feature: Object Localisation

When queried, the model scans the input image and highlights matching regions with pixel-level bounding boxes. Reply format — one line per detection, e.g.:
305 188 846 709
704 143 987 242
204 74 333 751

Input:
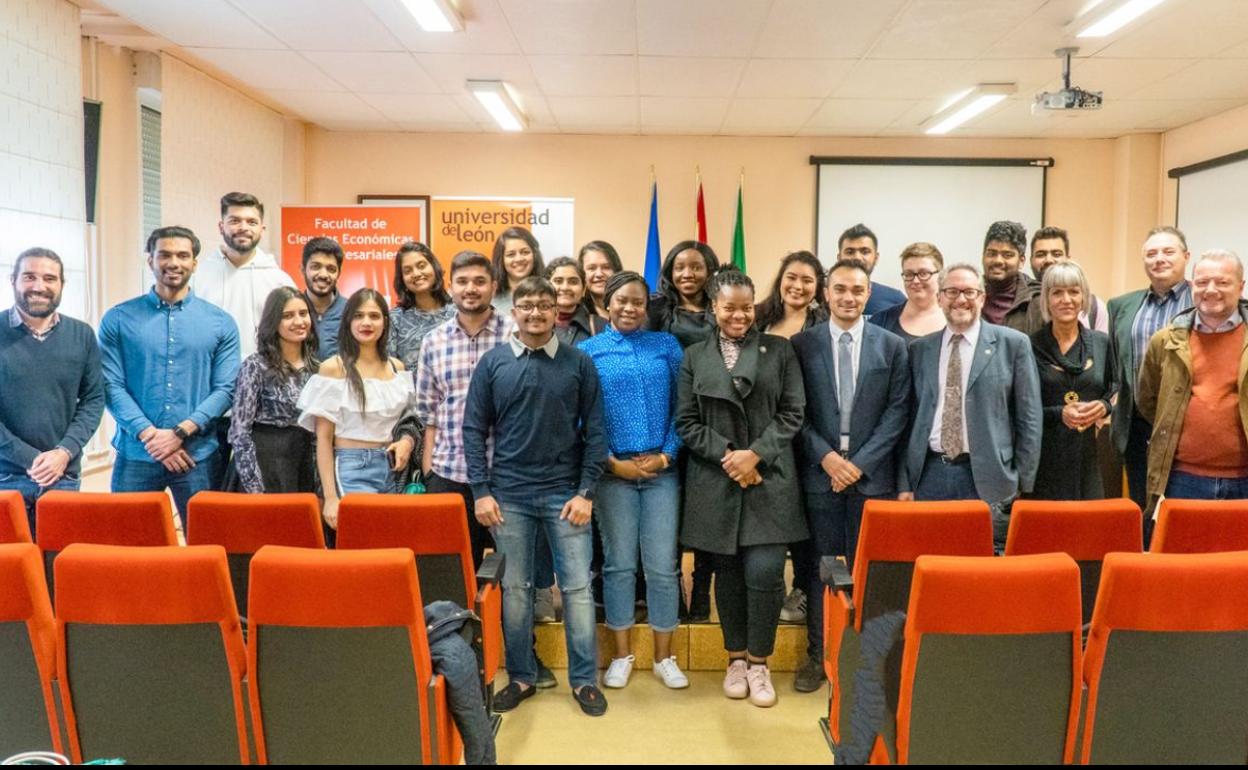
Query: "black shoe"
793 655 824 694
535 656 557 689
573 684 608 717
493 682 536 712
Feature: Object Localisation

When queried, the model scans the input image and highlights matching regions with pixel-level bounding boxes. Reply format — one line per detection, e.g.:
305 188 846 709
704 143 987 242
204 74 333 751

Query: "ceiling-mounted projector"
1033 47 1103 114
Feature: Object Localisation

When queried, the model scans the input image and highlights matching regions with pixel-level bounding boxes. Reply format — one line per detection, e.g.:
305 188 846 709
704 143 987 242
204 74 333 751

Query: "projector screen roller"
814 158 1049 293
1175 151 1248 265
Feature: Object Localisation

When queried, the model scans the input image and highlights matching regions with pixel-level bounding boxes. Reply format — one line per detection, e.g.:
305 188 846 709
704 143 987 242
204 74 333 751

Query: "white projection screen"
1174 150 1248 264
813 157 1050 290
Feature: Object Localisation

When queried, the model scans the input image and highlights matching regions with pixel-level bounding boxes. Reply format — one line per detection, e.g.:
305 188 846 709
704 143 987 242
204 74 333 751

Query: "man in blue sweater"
0 248 105 532
463 275 608 717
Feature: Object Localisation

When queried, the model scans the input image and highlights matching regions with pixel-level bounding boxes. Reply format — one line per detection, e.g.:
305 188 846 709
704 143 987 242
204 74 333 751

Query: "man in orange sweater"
1137 249 1248 515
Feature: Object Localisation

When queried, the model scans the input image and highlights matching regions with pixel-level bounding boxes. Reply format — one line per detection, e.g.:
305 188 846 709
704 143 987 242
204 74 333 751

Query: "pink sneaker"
723 659 749 699
746 664 777 708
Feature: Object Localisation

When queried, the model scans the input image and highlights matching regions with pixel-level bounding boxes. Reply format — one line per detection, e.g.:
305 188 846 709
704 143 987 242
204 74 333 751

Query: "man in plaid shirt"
415 250 515 567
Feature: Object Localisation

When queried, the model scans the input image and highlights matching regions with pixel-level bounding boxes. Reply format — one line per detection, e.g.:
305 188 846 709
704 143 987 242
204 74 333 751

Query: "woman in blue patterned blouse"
388 241 455 371
579 271 689 691
229 286 319 493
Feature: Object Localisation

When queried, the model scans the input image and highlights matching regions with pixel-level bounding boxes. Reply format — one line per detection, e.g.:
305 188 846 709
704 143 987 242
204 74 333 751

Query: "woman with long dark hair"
754 251 827 338
298 288 415 532
492 226 545 315
578 240 623 319
389 241 454 370
545 256 606 346
230 287 320 494
647 240 720 349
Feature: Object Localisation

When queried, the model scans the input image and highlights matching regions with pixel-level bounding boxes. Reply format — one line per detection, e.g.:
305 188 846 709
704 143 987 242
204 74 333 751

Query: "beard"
16 290 60 318
223 230 257 254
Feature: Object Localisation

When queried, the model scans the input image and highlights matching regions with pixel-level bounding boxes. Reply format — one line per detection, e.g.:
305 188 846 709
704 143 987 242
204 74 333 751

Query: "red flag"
695 177 708 243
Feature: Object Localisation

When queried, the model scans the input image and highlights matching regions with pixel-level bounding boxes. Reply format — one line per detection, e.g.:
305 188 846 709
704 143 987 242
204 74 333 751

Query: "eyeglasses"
515 302 556 314
902 270 937 283
940 288 984 301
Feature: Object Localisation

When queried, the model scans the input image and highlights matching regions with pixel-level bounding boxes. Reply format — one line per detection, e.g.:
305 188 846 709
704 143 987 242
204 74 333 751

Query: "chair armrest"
820 556 853 595
426 673 456 765
476 582 502 686
476 552 505 590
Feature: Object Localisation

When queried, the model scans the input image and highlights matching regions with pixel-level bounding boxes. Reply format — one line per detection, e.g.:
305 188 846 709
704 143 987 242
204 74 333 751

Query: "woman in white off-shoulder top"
297 288 415 534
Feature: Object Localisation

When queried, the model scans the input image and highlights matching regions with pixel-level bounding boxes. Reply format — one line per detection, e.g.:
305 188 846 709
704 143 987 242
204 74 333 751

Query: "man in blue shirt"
0 247 105 532
99 226 240 526
463 276 608 717
300 236 347 359
839 223 906 316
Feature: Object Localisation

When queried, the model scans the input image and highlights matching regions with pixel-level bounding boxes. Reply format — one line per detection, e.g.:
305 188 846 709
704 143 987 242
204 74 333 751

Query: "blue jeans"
596 470 680 633
1165 469 1248 501
0 471 80 538
111 455 218 528
492 490 596 688
915 453 1013 551
333 448 397 494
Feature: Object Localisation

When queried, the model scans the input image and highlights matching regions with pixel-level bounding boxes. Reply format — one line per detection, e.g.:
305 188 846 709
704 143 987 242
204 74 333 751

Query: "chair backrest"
54 543 248 764
247 545 439 765
1151 498 1248 553
0 543 60 756
897 553 1083 765
36 491 177 552
852 500 994 631
337 493 475 610
187 491 324 617
1005 498 1142 624
1081 551 1248 764
0 490 32 543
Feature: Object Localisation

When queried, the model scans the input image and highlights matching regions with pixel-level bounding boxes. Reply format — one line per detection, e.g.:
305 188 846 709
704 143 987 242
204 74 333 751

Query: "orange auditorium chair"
186 491 324 618
1005 498 1142 624
820 499 993 754
1080 551 1248 763
35 491 177 591
0 542 61 756
1150 498 1248 553
54 544 248 764
247 545 454 764
1 489 32 543
894 553 1083 764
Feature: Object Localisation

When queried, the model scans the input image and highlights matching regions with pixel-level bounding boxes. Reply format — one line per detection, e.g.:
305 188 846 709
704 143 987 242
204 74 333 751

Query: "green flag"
731 181 746 271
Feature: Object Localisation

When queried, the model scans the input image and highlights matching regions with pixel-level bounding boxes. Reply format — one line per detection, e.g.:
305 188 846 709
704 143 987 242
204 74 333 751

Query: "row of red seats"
821 498 1248 764
0 490 503 765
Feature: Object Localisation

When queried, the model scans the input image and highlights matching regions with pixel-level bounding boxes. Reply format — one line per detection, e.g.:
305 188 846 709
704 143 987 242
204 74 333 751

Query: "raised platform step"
533 621 809 672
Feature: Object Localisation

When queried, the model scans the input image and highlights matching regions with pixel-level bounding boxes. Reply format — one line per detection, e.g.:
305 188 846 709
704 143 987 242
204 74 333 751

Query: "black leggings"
711 543 787 658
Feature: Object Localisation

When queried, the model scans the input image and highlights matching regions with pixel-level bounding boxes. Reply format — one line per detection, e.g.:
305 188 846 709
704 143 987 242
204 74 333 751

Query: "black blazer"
791 321 911 497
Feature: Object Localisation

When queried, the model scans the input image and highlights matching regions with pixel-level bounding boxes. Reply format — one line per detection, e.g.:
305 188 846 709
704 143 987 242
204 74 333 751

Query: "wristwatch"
577 487 595 502
172 425 190 441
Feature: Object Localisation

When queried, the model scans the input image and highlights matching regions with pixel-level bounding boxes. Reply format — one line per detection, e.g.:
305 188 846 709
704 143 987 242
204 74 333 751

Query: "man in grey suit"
899 263 1043 549
790 258 911 693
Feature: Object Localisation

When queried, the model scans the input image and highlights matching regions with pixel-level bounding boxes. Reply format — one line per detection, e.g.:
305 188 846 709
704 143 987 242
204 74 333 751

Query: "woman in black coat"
1028 261 1118 500
676 269 807 708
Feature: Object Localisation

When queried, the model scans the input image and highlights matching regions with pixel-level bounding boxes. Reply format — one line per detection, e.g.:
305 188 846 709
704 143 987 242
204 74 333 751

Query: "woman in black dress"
868 242 946 343
1029 261 1118 499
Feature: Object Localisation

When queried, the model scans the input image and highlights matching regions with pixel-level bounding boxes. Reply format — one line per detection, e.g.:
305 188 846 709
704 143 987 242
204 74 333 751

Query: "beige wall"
306 130 1140 298
1159 101 1248 226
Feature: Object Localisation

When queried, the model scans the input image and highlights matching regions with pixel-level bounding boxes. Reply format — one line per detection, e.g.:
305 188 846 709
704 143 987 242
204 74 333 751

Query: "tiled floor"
493 670 831 764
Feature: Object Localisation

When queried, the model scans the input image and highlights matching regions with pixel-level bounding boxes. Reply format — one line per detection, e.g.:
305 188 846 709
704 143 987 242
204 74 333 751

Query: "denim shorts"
333 448 397 495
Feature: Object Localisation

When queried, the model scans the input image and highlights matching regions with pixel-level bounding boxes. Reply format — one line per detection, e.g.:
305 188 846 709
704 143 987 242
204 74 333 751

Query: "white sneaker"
652 656 690 689
746 664 777 708
533 587 556 623
723 659 749 699
603 655 635 688
779 588 807 624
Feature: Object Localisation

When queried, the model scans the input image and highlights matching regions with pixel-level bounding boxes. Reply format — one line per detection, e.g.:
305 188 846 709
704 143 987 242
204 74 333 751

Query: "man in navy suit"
899 263 1042 550
790 258 911 692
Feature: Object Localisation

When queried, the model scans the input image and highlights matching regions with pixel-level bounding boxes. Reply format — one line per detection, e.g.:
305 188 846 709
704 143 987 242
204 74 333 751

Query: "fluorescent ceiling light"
468 80 527 132
400 0 463 32
1074 0 1167 38
923 84 1015 136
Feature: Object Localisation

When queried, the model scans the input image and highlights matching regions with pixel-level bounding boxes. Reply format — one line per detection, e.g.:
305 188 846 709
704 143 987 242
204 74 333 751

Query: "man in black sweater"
0 248 105 532
463 276 608 717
